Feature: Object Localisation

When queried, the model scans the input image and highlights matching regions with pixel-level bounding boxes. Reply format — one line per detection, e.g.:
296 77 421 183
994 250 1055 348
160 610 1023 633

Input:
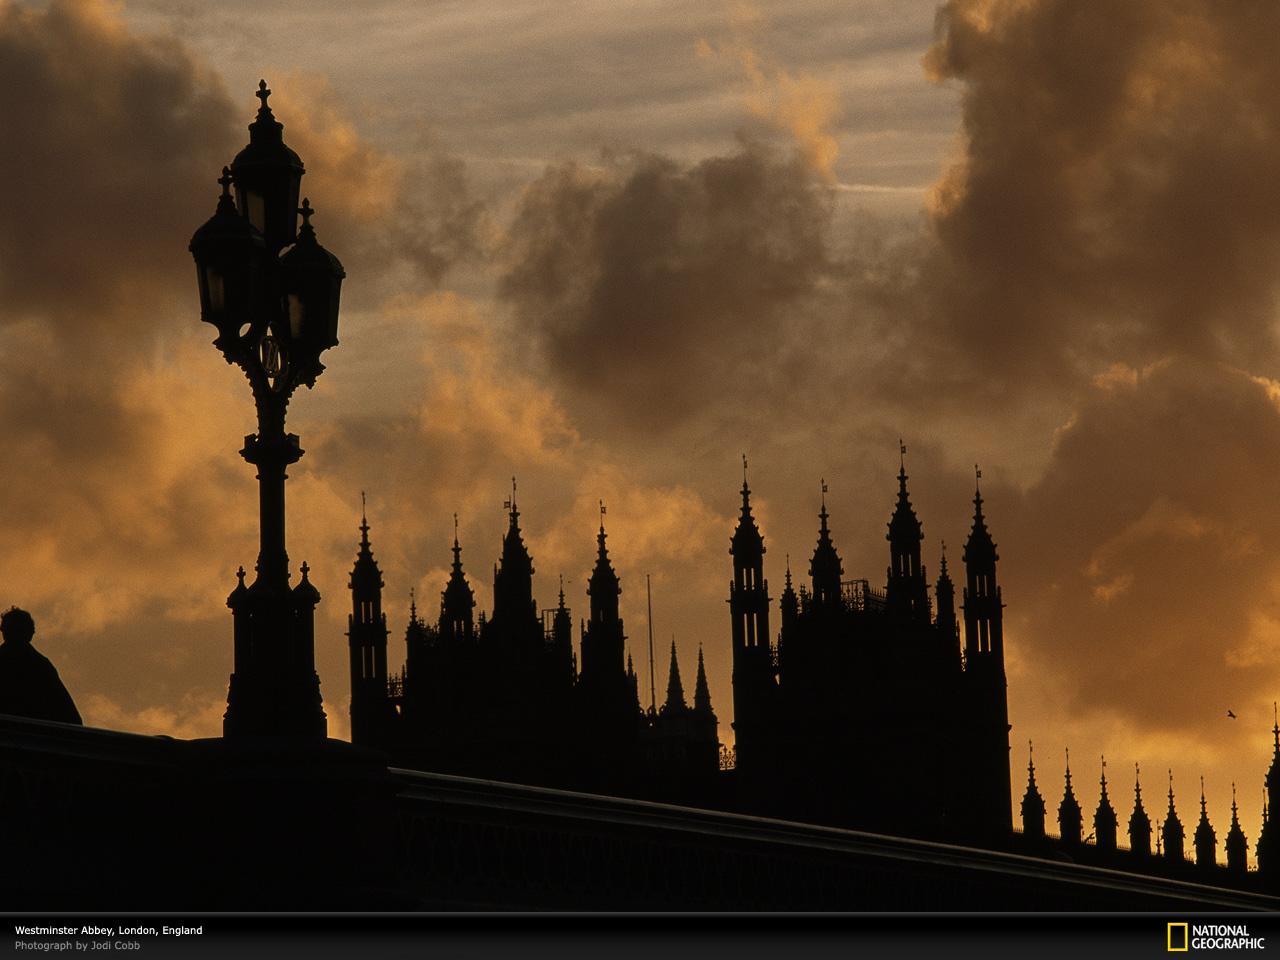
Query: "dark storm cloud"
0 0 237 330
920 0 1280 392
1003 359 1280 731
499 141 833 430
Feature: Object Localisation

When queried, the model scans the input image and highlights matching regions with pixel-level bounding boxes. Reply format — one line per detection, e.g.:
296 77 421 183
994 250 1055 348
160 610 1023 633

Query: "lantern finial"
256 80 273 118
298 198 315 238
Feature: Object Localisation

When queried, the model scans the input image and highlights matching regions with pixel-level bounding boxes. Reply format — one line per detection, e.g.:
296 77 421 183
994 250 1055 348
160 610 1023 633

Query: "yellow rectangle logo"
1168 922 1189 952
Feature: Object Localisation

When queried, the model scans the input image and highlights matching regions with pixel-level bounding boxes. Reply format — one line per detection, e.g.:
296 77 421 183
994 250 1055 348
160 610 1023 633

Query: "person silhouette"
0 607 81 724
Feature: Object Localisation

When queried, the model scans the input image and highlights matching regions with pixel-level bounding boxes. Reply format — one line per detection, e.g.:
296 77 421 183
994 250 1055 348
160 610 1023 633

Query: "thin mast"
646 574 656 714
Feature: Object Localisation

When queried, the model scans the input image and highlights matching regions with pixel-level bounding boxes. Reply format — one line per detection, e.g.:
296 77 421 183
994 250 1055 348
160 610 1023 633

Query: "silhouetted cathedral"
729 458 1011 840
346 456 1014 841
348 490 719 800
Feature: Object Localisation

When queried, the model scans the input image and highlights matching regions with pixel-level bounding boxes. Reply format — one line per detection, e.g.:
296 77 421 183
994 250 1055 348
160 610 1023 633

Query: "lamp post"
189 81 345 738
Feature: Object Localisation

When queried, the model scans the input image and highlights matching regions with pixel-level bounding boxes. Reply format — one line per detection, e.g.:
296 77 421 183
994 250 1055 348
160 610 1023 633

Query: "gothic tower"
1162 771 1185 863
1226 783 1249 874
440 517 475 646
961 471 1011 836
1020 742 1046 840
1259 707 1280 879
1058 750 1082 846
581 507 625 688
1129 764 1152 858
809 482 843 608
348 502 392 748
885 450 929 622
490 479 539 648
729 459 772 773
935 544 960 668
1194 777 1217 871
1094 758 1118 852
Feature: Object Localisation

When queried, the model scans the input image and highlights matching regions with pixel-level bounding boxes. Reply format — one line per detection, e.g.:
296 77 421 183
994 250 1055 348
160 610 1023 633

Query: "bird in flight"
1228 710 1237 719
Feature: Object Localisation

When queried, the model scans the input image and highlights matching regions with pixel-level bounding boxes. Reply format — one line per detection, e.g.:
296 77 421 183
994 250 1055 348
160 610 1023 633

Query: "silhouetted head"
0 607 35 645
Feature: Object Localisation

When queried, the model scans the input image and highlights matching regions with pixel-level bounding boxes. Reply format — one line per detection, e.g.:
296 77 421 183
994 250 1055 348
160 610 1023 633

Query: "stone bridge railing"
0 713 1275 912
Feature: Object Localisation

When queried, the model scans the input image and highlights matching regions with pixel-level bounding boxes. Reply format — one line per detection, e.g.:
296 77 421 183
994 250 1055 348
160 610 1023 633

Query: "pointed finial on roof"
1065 746 1073 785
899 437 906 472
599 498 606 530
359 491 370 544
256 79 272 115
1028 739 1036 777
742 453 748 487
218 166 233 198
300 560 311 582
298 197 315 237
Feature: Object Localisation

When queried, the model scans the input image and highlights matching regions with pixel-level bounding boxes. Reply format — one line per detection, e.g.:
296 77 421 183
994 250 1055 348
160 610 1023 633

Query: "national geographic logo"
1168 922 1267 951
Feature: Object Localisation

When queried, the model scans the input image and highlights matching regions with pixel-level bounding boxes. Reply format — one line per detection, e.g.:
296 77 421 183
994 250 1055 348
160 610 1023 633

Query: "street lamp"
190 81 346 738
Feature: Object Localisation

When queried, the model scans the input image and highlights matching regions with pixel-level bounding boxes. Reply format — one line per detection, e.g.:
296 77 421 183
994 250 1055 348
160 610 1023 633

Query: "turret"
728 457 772 774
1094 757 1118 852
935 542 959 666
1129 763 1152 858
961 467 1012 837
962 470 1003 664
347 497 391 747
1226 783 1249 874
1058 749 1082 845
662 640 687 714
1162 770 1185 863
581 503 626 686
885 445 929 622
809 480 843 607
1194 777 1217 870
1260 705 1280 877
440 514 475 645
491 478 538 637
1020 741 1046 840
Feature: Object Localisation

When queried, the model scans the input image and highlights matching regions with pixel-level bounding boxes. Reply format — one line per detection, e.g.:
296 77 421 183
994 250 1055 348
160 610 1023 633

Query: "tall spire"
1021 740 1046 840
347 502 389 747
885 444 929 622
588 500 621 625
1129 762 1152 857
1194 775 1217 869
731 454 765 562
440 514 475 645
934 539 958 662
1226 781 1249 873
693 644 713 714
492 476 536 631
1094 755 1118 851
580 503 625 689
663 638 686 713
1162 769 1185 862
810 478 844 605
1058 747 1082 845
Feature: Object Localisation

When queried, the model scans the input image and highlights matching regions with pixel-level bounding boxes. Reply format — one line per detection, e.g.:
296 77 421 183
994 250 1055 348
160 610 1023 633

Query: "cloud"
0 0 237 332
918 0 1280 393
499 142 834 432
1002 359 1280 734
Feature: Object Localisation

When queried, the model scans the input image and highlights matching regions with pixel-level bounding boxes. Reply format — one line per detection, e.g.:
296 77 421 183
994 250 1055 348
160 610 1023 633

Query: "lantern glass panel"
288 293 305 340
246 191 266 233
205 266 226 313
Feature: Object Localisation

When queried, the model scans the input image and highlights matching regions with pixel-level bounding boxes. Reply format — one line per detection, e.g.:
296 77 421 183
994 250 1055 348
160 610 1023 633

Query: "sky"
5 0 1280 860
